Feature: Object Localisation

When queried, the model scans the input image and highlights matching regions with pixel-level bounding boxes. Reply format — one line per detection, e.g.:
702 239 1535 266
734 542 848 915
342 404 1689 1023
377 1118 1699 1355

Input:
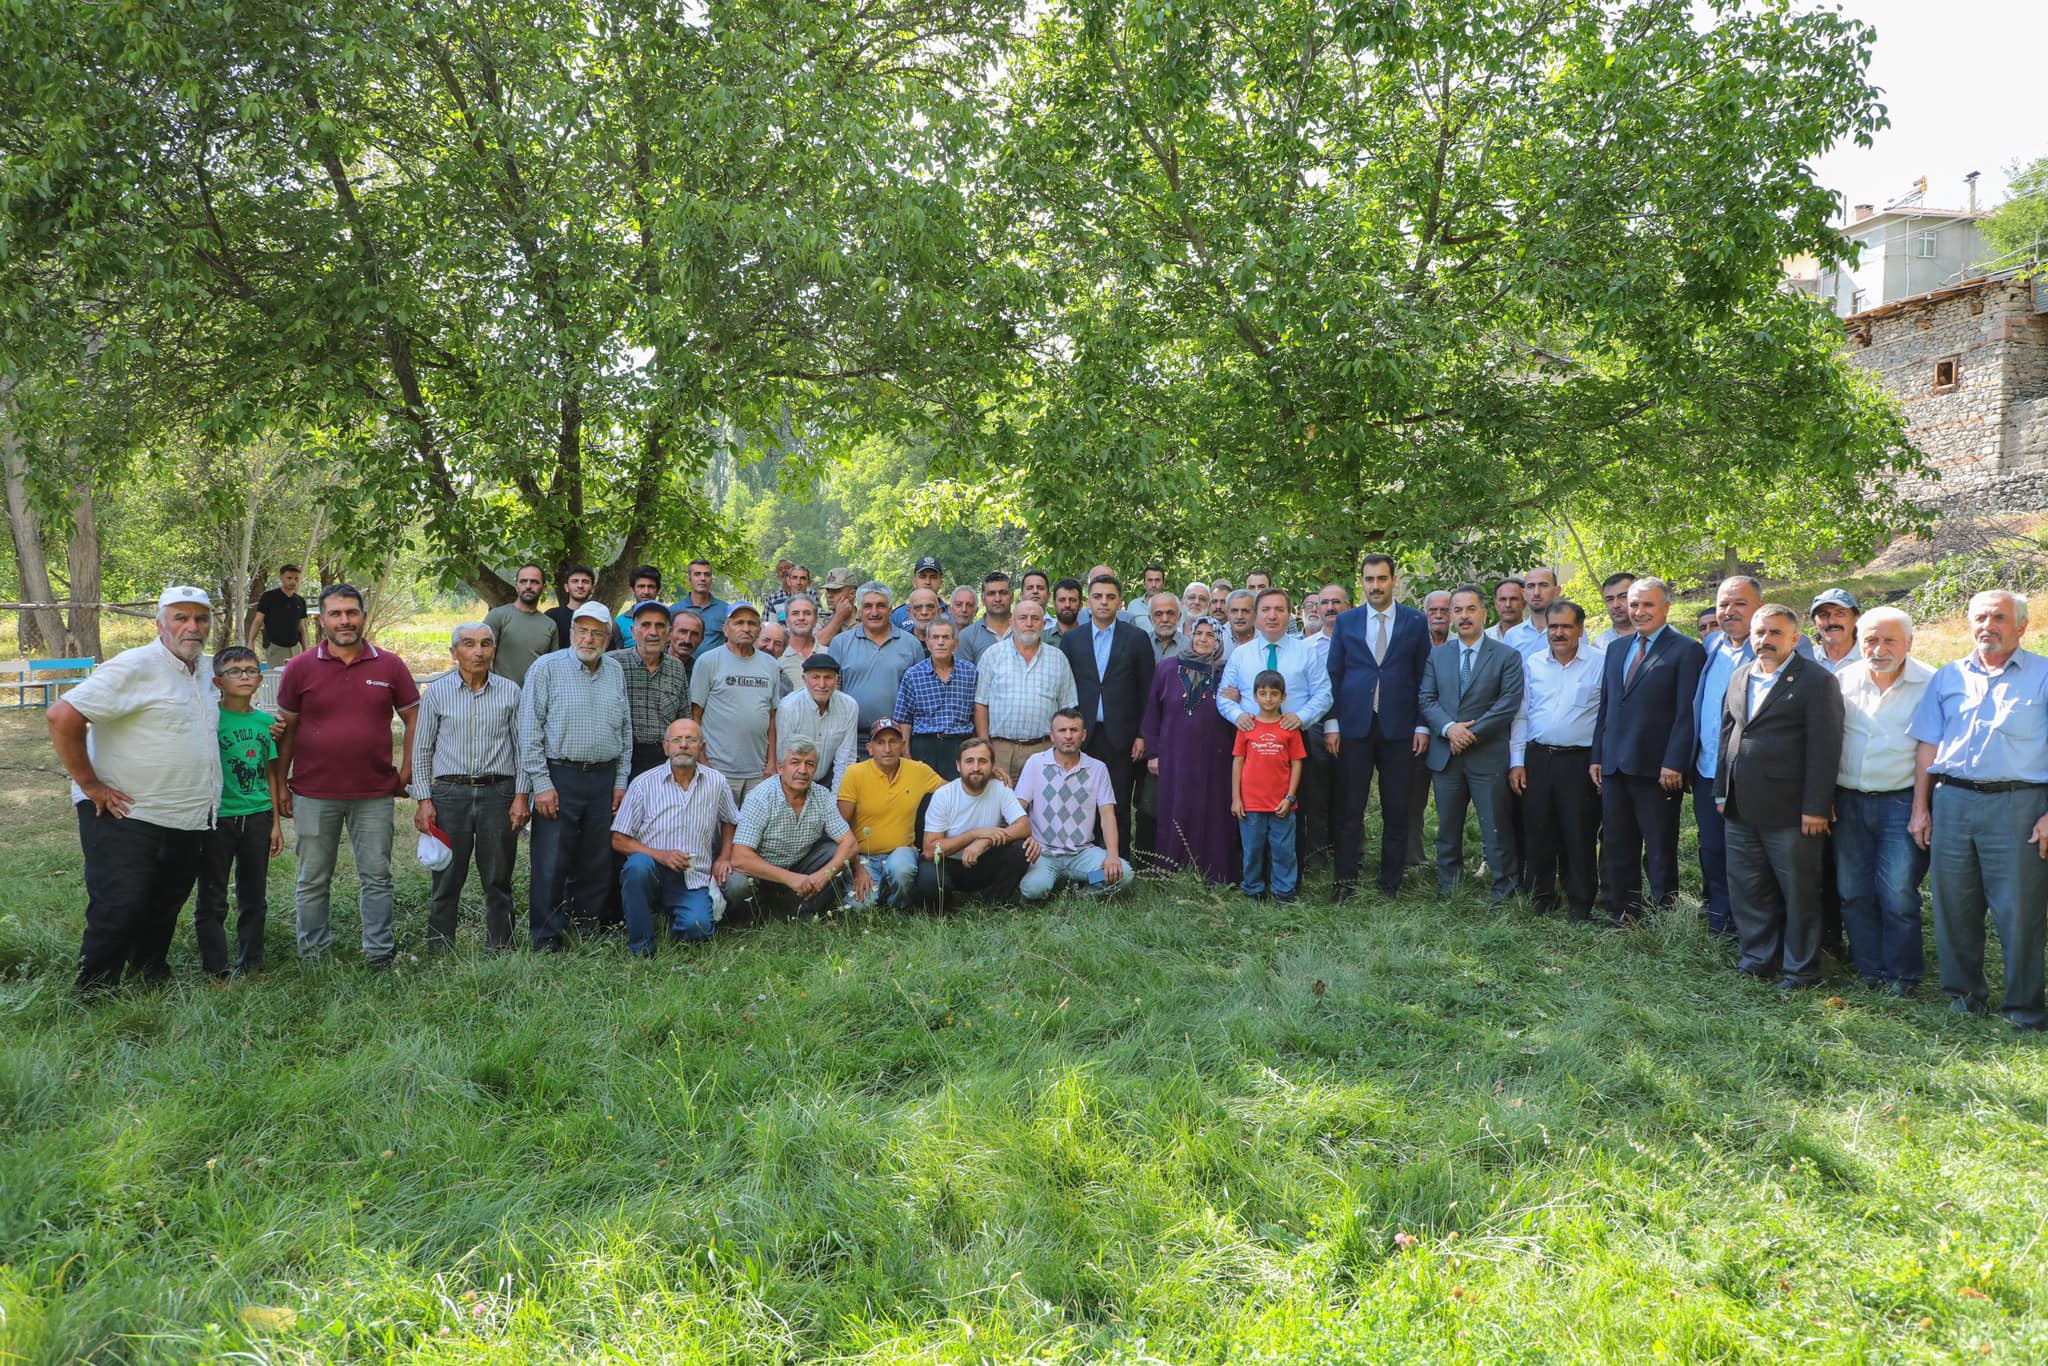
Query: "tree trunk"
1 379 70 656
66 477 102 659
1722 543 1740 580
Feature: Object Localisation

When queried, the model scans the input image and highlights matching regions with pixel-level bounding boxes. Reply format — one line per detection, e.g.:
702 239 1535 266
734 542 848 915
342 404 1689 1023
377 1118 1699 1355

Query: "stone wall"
1845 278 2048 486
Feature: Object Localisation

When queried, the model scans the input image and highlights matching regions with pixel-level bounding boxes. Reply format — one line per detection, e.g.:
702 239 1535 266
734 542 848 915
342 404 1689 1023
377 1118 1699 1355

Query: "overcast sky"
1806 0 2046 217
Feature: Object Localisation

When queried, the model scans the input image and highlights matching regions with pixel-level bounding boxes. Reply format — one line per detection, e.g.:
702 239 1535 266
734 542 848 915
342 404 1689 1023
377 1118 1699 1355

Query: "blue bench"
2 656 95 707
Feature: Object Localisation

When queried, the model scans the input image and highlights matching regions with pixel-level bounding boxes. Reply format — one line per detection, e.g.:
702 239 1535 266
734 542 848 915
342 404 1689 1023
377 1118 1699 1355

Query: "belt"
548 757 616 773
1936 776 2048 794
1529 741 1591 754
436 774 511 786
995 735 1049 746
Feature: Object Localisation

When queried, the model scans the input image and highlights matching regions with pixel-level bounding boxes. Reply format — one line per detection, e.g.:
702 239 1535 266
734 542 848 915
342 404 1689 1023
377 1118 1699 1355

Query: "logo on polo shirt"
366 678 391 688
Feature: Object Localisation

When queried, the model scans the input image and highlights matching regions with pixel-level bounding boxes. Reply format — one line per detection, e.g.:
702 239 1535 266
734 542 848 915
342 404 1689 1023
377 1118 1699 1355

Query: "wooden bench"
1 656 95 707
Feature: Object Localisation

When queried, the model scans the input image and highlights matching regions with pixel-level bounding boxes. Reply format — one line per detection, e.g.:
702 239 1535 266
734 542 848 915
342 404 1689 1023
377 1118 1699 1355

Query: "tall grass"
2 711 2045 1363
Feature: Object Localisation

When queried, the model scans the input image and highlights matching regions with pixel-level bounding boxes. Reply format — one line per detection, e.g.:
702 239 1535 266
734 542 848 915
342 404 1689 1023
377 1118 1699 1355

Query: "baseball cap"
801 653 840 673
724 600 761 620
1809 589 1861 616
822 567 860 591
571 602 613 625
158 585 213 611
630 599 672 620
869 716 905 738
914 555 943 576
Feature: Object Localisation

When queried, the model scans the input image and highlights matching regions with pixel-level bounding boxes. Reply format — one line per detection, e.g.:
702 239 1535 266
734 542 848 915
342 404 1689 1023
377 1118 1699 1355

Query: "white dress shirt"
61 640 222 830
1509 645 1605 766
1837 656 1934 792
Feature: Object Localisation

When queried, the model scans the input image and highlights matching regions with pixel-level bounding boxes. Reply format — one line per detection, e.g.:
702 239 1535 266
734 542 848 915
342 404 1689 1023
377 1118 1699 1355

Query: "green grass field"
3 708 2047 1364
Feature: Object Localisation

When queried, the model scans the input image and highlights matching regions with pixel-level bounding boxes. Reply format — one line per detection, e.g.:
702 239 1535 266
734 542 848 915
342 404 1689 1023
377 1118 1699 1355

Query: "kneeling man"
612 719 738 953
729 737 869 919
1017 707 1129 901
914 737 1030 909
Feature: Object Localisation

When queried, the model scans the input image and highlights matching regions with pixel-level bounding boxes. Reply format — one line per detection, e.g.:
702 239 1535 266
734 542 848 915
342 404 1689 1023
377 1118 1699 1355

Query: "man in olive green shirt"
483 564 562 685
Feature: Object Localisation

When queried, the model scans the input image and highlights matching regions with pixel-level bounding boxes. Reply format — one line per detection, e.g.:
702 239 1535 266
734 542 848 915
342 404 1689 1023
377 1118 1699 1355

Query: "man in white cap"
519 600 632 950
47 586 224 993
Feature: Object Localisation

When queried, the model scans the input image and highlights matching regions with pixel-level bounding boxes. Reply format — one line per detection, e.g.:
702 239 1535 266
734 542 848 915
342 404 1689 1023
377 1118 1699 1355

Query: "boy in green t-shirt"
197 647 283 977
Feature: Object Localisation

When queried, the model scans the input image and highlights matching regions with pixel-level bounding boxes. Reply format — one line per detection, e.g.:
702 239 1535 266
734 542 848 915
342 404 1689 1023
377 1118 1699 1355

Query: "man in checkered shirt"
1017 707 1129 901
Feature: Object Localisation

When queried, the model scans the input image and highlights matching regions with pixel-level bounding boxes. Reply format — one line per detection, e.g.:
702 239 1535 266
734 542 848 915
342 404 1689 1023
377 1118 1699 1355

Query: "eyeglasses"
219 668 262 679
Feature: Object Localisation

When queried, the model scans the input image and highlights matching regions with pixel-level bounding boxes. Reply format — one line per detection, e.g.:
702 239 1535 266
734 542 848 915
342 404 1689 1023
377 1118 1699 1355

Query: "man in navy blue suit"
1058 573 1157 854
1326 553 1433 900
1591 576 1706 925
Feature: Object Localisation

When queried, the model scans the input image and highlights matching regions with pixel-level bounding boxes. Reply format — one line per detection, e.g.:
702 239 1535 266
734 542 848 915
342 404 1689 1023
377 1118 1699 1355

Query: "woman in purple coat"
1139 617 1239 884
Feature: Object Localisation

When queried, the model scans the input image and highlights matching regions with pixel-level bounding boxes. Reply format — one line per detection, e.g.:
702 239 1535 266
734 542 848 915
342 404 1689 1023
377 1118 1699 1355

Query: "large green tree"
2 0 1022 605
1982 154 2048 273
976 0 1923 586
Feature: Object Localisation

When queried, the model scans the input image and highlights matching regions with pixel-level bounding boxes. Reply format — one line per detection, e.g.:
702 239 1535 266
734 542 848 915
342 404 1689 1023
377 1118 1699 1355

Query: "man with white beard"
520 601 632 951
48 586 225 993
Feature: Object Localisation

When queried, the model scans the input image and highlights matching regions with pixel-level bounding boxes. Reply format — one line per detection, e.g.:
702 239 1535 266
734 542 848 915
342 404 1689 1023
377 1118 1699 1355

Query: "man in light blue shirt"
671 559 730 651
1507 600 1604 918
1219 590 1333 732
1909 590 2048 1029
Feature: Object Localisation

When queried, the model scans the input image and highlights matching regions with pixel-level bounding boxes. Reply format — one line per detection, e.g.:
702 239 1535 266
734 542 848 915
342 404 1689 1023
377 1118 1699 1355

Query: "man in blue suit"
1326 553 1433 900
1591 576 1706 925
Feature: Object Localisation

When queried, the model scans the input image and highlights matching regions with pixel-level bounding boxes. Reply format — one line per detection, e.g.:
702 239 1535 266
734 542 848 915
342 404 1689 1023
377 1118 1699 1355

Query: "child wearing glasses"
198 647 283 977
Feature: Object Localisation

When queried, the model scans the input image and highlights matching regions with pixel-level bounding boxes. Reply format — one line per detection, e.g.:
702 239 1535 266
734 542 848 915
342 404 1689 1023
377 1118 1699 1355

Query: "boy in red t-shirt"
1232 669 1307 902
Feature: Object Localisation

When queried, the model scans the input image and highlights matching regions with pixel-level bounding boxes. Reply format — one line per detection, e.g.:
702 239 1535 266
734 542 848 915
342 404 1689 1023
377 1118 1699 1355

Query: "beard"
962 772 990 794
573 644 602 663
1012 628 1042 648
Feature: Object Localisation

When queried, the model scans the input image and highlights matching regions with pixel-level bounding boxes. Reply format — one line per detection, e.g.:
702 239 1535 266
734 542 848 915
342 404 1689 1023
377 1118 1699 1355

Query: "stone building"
1841 270 2048 485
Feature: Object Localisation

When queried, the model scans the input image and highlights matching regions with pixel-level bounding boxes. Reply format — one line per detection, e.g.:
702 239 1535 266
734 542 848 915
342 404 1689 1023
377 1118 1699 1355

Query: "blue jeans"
1239 810 1299 898
1930 783 2048 1026
1833 787 1928 986
619 853 715 954
1019 845 1130 901
292 795 396 960
848 847 919 908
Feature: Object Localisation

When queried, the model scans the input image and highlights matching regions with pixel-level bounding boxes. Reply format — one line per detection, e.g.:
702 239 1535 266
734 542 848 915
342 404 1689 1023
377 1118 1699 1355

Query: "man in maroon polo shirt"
277 583 421 969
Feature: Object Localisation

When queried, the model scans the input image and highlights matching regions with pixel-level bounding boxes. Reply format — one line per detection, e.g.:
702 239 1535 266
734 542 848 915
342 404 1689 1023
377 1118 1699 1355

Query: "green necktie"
1266 642 1278 671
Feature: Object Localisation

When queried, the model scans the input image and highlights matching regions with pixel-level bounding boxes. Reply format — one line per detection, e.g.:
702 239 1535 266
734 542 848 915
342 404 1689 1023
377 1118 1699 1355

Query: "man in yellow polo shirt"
837 716 943 908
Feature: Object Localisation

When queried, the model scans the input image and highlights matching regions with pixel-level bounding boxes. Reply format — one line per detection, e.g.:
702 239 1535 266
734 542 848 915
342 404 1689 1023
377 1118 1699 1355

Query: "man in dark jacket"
1716 603 1846 990
1058 573 1156 851
1326 553 1433 900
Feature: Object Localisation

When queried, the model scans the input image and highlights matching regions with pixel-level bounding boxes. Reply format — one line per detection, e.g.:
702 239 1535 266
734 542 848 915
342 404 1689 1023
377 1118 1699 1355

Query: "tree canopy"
2 0 1925 603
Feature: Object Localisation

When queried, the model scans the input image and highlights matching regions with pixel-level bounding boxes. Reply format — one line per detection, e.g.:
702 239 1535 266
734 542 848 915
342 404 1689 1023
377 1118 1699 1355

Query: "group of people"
45 551 2048 1031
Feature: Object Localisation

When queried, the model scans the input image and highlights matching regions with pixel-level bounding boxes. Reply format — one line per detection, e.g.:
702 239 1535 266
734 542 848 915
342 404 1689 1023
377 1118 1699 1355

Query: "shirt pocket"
2000 695 2044 742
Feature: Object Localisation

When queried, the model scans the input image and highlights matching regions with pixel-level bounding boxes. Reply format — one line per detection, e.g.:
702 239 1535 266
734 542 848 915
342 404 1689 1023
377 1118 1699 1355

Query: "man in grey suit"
1418 584 1526 903
1716 604 1845 991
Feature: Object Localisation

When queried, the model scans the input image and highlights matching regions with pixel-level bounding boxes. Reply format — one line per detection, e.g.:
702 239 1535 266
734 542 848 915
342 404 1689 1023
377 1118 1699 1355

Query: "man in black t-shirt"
248 566 310 667
546 563 599 650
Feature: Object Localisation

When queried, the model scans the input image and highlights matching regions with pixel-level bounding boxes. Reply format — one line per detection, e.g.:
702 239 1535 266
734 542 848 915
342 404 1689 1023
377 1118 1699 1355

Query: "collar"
152 639 203 675
1966 648 2028 675
661 764 703 789
315 640 379 663
1633 625 1666 650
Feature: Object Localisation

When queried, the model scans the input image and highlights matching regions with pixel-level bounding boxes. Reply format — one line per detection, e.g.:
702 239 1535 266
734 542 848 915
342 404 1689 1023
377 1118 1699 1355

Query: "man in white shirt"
914 737 1031 909
1508 601 1605 921
1593 572 1636 650
47 586 223 993
1834 606 1934 994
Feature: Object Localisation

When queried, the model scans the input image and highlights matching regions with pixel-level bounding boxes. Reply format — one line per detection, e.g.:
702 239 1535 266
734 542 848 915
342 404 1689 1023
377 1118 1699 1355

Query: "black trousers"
1726 817 1825 984
1522 745 1599 916
195 812 272 974
1334 732 1416 895
911 732 972 781
1084 727 1138 853
427 778 518 948
914 842 1029 911
734 837 844 920
75 802 206 992
1298 736 1337 870
530 762 618 947
1601 771 1685 921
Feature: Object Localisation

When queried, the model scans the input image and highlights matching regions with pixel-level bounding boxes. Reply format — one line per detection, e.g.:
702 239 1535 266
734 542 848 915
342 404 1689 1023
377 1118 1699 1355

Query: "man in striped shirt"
612 719 739 953
519 602 632 949
411 622 529 950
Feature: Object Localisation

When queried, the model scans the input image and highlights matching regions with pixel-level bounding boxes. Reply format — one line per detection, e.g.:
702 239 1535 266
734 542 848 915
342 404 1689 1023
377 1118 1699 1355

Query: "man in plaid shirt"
895 617 978 779
1017 708 1129 901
